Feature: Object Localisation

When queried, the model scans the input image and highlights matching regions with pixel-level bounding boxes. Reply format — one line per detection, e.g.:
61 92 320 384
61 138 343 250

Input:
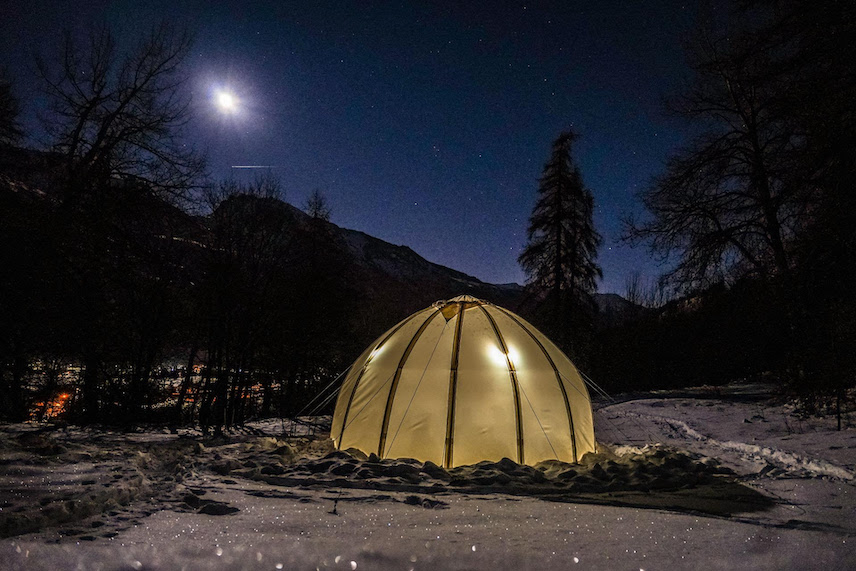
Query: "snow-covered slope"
2 392 854 570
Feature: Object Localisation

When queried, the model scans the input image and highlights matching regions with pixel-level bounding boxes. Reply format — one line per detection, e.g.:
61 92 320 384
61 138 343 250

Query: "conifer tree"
519 130 602 359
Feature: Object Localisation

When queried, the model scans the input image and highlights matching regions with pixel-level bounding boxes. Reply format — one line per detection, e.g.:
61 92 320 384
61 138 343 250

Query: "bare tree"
620 1 856 401
198 176 293 433
624 271 643 307
32 22 205 423
623 270 671 309
305 189 331 221
203 172 283 212
623 24 808 292
38 22 205 204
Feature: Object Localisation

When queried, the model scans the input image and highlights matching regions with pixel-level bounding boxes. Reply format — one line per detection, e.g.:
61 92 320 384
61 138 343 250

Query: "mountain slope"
272 199 631 327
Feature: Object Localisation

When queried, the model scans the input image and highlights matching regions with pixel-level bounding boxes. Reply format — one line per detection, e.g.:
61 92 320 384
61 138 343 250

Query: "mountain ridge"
276 198 633 321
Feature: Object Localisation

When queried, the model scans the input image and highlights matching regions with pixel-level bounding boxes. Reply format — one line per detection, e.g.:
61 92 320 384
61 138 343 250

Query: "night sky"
2 1 698 293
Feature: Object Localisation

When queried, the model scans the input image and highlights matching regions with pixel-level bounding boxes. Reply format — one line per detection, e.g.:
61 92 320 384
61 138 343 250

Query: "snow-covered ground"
2 389 854 570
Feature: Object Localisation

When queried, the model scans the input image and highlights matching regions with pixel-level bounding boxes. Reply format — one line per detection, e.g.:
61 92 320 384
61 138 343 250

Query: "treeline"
0 24 370 431
592 280 790 392
0 152 366 430
0 23 501 430
2 1 854 430
593 0 856 415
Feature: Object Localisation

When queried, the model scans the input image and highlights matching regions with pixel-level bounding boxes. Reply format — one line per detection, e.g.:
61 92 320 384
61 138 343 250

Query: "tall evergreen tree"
519 130 602 360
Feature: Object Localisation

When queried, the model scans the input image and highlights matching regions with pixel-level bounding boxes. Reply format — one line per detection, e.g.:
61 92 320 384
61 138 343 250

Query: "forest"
1 0 854 433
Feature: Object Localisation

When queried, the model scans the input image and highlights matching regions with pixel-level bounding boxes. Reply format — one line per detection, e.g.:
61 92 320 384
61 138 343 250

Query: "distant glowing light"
31 391 72 420
215 90 238 113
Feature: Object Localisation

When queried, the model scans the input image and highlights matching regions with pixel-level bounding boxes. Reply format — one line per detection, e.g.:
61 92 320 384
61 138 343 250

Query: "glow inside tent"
331 295 595 468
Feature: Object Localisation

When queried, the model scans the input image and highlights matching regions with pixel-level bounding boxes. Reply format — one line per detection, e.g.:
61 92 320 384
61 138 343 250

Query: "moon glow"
215 90 238 113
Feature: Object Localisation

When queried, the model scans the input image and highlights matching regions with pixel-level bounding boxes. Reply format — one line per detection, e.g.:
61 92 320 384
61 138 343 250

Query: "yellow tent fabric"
331 295 596 468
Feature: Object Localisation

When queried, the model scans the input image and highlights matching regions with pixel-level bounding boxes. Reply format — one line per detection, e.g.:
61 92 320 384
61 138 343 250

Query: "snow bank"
0 431 147 538
0 426 205 539
595 397 856 482
640 414 856 480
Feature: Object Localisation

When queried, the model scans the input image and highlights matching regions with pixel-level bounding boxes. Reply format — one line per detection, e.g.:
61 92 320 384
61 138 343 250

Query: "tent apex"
445 294 482 303
433 295 485 319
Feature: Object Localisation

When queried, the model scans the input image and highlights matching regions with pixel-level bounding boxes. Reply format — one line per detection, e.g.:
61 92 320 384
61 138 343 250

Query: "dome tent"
331 295 595 468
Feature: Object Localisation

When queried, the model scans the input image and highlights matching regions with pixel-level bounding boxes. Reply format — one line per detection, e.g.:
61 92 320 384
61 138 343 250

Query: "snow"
2 389 854 570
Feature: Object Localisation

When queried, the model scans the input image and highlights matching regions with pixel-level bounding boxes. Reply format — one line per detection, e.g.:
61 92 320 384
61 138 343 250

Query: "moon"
215 90 238 113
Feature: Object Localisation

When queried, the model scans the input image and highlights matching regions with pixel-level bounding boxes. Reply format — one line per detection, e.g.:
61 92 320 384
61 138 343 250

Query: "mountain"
0 145 631 334
594 292 642 326
246 201 527 333
339 227 524 303
262 200 636 331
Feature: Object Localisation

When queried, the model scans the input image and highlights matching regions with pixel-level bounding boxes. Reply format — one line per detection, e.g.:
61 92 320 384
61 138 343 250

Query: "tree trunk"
4 352 28 421
174 345 198 426
81 349 101 424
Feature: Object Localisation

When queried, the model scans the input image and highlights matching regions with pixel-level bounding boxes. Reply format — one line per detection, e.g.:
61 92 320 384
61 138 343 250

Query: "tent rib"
443 302 466 468
480 305 525 465
377 309 442 457
491 304 578 462
335 311 424 448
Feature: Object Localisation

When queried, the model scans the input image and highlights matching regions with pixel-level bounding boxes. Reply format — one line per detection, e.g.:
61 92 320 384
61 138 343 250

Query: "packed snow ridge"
624 412 856 481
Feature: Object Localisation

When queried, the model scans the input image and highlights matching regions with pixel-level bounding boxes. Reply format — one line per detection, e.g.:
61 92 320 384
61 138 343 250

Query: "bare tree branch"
37 22 205 205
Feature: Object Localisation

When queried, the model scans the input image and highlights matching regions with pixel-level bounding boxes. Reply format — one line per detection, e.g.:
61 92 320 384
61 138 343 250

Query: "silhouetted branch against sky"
35 22 205 203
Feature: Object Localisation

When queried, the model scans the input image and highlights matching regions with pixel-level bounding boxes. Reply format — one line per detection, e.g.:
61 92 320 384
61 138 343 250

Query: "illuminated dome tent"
331 295 595 468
